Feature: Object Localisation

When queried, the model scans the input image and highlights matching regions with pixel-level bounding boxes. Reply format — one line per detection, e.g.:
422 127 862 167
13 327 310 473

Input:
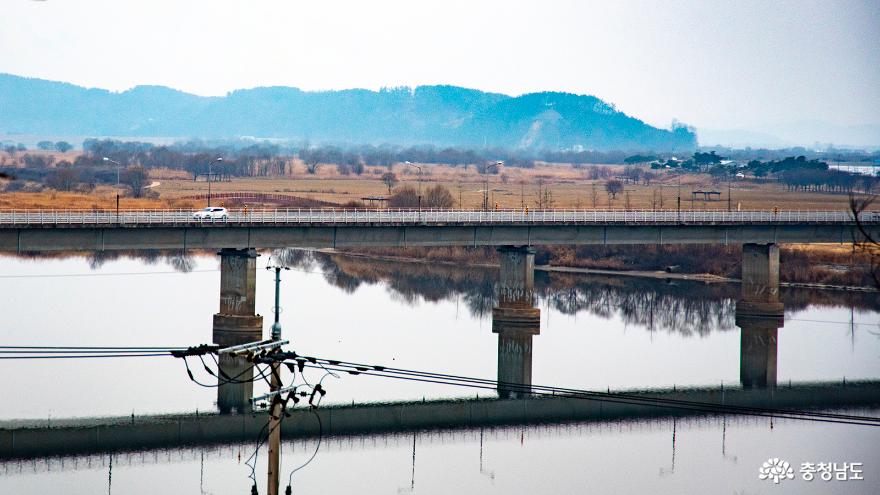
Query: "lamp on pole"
207 157 222 207
102 157 121 186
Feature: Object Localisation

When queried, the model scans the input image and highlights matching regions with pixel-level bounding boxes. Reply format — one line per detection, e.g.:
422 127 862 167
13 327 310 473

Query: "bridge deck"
0 208 870 227
0 209 875 251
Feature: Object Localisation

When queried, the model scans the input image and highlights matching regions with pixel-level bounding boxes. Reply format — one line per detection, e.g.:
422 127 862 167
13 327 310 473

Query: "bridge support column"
739 243 782 316
213 248 263 414
492 246 540 399
737 243 783 389
737 311 782 389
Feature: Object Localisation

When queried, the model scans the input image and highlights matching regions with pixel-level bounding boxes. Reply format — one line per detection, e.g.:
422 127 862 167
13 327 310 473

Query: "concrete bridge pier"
739 243 783 316
213 248 263 413
492 246 541 399
737 312 783 389
736 243 784 389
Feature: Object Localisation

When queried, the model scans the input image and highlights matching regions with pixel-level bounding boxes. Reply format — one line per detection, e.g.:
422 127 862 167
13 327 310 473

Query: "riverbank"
321 248 878 293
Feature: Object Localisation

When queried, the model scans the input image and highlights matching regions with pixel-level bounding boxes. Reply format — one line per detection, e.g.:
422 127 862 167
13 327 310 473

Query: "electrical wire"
180 356 270 388
786 318 878 326
0 349 183 354
0 345 188 350
260 355 880 427
293 355 880 424
300 362 880 426
0 353 171 359
286 396 324 493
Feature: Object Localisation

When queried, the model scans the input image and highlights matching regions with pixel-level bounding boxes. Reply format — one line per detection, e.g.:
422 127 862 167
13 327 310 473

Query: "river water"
0 251 878 493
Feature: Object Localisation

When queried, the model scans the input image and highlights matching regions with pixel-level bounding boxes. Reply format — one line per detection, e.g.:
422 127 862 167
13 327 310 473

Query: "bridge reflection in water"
2 244 876 462
3 242 878 460
2 380 878 460
207 243 793 406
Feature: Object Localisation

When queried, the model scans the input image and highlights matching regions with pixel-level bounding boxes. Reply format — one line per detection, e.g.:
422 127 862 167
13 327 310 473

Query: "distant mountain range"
0 73 695 151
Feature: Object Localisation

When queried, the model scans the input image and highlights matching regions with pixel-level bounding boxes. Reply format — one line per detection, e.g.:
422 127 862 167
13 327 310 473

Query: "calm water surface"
1 251 878 493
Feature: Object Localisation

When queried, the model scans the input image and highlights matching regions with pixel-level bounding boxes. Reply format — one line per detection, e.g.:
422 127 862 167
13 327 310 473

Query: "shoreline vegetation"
4 242 877 293
323 247 878 293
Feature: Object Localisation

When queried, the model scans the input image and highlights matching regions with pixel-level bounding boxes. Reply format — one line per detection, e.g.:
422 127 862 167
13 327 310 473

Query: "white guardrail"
0 209 873 226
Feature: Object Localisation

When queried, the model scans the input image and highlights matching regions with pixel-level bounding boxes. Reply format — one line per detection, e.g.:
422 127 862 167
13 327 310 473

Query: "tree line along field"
0 150 870 211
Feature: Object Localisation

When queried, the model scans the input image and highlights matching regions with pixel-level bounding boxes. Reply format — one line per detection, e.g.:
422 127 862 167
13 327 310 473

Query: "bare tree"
389 185 419 207
590 183 598 208
849 194 880 287
535 179 555 208
299 148 321 174
120 166 149 198
381 172 398 194
47 167 81 192
424 184 455 208
605 179 623 199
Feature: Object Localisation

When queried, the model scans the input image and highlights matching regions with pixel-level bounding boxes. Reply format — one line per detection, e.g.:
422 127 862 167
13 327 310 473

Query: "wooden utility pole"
267 363 281 495
267 264 287 495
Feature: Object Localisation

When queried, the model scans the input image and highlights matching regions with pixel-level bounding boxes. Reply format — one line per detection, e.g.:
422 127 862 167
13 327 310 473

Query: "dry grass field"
153 162 858 211
0 157 865 211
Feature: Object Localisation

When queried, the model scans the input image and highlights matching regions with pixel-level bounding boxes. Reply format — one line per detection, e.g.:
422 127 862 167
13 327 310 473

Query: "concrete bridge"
0 208 875 252
2 208 875 417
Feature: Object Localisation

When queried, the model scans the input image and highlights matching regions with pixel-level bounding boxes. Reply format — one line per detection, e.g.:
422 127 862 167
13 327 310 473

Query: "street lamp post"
207 157 222 207
483 161 500 210
676 174 682 222
102 157 121 185
407 162 423 221
727 177 732 212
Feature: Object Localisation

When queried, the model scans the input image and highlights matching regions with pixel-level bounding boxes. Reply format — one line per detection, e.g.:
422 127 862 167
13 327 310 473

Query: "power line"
255 353 880 427
0 353 171 359
293 361 880 426
0 345 188 350
787 318 878 326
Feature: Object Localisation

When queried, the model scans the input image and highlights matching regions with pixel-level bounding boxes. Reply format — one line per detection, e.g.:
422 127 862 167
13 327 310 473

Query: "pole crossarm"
218 340 288 356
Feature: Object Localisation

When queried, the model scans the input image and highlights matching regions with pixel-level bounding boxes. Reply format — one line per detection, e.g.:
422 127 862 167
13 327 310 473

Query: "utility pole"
483 161 500 211
266 262 288 495
407 163 423 221
676 175 681 222
727 178 732 212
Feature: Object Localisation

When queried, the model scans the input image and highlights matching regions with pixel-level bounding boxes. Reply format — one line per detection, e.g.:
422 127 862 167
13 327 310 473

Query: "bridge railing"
0 208 871 226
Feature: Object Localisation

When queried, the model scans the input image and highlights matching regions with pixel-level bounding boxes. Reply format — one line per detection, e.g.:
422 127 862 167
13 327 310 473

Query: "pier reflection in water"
1 249 879 494
1 249 878 420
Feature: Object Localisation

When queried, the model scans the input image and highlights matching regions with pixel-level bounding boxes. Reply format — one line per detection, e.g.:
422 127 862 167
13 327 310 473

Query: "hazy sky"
2 0 878 134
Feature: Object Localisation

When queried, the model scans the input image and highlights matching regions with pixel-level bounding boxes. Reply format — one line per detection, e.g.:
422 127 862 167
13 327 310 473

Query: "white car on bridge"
193 207 229 220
